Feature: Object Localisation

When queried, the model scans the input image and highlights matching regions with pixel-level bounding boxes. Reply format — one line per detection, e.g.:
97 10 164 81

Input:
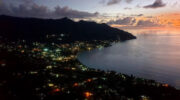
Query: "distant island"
0 15 136 42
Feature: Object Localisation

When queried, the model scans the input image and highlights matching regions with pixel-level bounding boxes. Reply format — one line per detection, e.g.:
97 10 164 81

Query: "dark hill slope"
0 15 136 42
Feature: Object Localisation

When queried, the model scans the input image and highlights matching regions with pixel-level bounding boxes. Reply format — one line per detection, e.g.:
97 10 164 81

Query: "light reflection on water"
78 28 180 89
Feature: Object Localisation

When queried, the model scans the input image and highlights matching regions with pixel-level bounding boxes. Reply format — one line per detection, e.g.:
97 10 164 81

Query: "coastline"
77 40 180 89
76 40 179 89
0 38 180 100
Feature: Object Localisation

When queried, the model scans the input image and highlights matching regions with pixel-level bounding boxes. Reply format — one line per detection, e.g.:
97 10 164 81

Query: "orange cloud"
110 24 129 27
109 12 180 29
157 13 180 27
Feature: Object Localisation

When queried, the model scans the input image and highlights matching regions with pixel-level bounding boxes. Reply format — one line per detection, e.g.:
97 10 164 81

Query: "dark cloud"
107 17 136 25
53 6 99 18
107 0 122 5
130 14 144 16
143 0 166 9
103 0 132 6
137 14 143 16
0 0 99 19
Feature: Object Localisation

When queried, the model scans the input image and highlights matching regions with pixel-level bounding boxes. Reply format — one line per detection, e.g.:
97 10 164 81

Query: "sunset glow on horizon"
109 12 180 29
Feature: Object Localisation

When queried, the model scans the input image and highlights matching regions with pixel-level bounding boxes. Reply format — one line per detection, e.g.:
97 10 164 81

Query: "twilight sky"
0 0 180 28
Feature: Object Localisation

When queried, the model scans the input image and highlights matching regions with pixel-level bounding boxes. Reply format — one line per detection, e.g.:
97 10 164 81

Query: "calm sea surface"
78 28 180 89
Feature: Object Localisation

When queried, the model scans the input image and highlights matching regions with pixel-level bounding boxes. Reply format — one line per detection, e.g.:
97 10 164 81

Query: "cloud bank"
107 17 136 25
102 0 133 6
0 0 99 19
143 0 166 9
107 0 122 5
136 20 162 27
107 16 163 28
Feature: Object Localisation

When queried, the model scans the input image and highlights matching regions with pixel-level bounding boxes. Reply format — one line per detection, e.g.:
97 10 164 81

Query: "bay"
78 28 180 89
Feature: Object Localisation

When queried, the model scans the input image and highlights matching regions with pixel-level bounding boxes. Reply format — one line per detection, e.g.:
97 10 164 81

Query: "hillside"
0 15 136 42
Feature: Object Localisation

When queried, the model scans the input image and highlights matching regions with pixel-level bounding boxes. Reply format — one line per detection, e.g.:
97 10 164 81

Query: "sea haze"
78 28 180 89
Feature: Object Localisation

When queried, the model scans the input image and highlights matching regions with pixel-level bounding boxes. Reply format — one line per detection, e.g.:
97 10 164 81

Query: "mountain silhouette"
0 15 136 42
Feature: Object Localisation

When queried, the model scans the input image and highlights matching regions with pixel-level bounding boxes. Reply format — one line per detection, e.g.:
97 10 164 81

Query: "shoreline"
76 40 180 89
77 41 180 90
0 39 180 100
